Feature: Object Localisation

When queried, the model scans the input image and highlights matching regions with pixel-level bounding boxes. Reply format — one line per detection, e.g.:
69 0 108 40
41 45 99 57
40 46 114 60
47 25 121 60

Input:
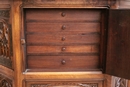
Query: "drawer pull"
61 47 66 51
62 37 66 41
61 12 66 17
62 25 66 30
61 59 66 65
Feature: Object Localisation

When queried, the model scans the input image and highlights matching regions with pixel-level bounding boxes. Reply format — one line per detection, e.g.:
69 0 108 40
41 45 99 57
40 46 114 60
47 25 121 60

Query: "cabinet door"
106 9 130 79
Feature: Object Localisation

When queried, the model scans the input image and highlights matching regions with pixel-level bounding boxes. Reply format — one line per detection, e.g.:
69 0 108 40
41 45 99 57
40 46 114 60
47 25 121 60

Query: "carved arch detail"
112 76 128 87
0 75 12 87
0 9 13 69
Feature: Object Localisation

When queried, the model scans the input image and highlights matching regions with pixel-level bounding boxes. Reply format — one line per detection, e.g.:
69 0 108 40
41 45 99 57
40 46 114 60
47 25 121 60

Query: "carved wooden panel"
23 0 108 6
111 76 128 87
0 74 12 87
0 9 12 69
27 82 99 87
31 83 98 87
0 10 10 18
23 0 118 7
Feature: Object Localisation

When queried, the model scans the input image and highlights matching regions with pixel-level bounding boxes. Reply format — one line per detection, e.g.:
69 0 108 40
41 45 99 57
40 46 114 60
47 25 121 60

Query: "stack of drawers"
24 9 102 72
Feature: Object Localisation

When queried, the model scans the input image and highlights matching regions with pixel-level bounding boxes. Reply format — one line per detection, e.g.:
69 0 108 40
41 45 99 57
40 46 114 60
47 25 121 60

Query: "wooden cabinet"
23 9 106 72
0 0 130 87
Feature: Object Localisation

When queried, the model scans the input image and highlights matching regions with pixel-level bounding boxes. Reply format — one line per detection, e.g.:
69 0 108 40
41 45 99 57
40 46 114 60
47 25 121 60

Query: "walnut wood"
27 56 99 71
0 2 14 87
0 11 13 69
25 9 101 22
128 80 130 87
0 74 13 87
106 10 130 79
12 1 23 87
23 0 108 8
27 34 100 45
25 81 103 87
1 0 130 87
0 65 14 79
119 1 130 8
24 9 103 74
26 23 100 33
104 75 112 87
27 45 99 54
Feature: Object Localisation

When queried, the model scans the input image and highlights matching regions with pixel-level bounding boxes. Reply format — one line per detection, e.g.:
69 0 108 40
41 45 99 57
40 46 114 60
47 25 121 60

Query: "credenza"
0 0 130 87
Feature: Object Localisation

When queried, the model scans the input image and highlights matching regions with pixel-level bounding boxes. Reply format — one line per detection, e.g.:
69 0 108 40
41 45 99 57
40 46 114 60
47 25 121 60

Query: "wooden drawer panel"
26 23 100 33
26 33 100 45
27 45 99 54
27 56 99 70
25 9 101 22
24 8 104 72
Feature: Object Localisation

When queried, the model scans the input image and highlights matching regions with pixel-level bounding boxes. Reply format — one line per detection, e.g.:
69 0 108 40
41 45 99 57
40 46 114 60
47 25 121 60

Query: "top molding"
21 0 130 9
22 0 114 8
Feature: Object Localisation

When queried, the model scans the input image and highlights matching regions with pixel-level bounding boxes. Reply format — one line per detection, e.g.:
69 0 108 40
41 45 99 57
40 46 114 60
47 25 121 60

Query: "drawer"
26 33 100 45
27 45 99 54
26 23 100 33
27 55 99 71
25 9 101 22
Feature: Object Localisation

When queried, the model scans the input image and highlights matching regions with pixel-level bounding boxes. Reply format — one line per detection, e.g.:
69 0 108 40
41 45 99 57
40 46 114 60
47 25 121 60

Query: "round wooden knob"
61 47 66 51
61 59 66 65
62 37 66 41
62 25 66 30
61 12 66 17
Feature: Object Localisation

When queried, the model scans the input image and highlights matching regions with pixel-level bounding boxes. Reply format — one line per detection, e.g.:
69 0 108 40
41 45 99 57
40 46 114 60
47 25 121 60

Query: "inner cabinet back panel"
24 8 104 72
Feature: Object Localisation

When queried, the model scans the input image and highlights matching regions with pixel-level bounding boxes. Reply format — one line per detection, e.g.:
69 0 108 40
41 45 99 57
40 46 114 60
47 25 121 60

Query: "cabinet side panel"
0 2 13 69
0 1 14 87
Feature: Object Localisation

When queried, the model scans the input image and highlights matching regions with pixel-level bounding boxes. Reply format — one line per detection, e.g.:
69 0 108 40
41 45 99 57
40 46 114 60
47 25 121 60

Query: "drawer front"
25 9 101 22
27 45 99 54
27 56 99 71
26 23 100 33
27 33 100 44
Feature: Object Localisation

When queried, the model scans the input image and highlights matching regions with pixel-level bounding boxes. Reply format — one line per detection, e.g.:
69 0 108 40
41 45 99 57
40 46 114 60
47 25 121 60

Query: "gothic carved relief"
112 76 128 87
31 83 98 87
0 9 12 69
23 0 34 4
23 0 107 6
31 84 48 87
115 78 127 87
0 74 12 87
0 10 10 18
